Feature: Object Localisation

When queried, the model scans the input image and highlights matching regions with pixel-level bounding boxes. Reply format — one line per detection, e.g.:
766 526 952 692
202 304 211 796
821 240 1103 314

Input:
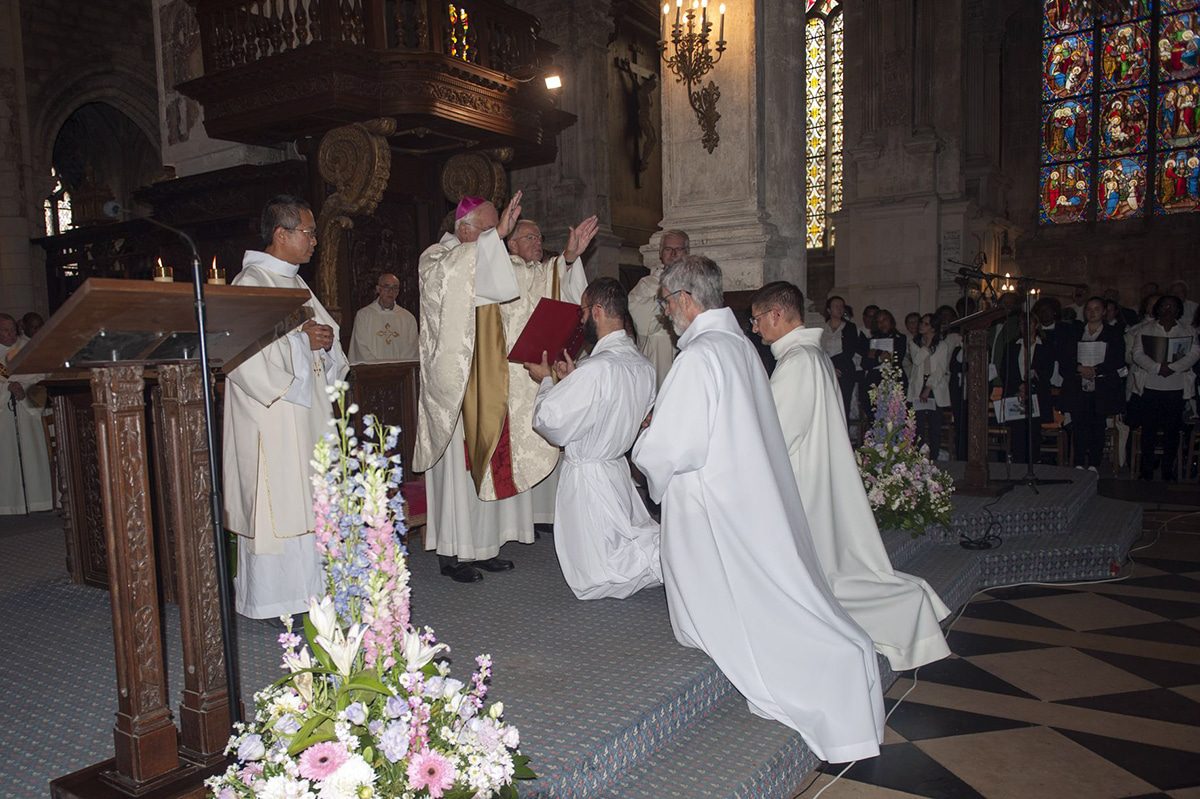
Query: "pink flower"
297 741 349 781
406 749 456 798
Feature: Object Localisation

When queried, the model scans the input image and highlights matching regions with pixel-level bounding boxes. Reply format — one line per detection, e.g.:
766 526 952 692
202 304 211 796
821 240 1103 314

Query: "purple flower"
344 701 368 725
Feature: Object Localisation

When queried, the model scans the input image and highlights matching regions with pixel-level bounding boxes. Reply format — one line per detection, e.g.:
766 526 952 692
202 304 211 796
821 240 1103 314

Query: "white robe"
627 269 675 388
415 233 585 560
532 330 661 599
770 326 951 671
632 308 884 764
348 301 419 364
223 251 349 619
1 337 52 515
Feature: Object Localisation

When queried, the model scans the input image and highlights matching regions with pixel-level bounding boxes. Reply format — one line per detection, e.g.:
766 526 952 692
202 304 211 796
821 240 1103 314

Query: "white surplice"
627 268 675 388
414 232 586 560
223 250 349 619
770 326 951 671
1 337 52 515
348 300 419 364
632 308 884 764
532 330 661 599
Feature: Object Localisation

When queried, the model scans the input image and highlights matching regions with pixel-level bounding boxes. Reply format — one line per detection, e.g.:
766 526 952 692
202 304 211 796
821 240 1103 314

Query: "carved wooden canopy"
179 0 575 169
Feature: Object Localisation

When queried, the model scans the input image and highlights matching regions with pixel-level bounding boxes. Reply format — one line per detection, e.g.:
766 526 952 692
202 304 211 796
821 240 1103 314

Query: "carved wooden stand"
950 307 1010 497
50 364 228 799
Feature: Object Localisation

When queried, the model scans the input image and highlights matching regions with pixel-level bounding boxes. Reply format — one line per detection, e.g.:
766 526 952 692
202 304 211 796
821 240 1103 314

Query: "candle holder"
660 0 727 153
153 258 174 283
207 257 226 285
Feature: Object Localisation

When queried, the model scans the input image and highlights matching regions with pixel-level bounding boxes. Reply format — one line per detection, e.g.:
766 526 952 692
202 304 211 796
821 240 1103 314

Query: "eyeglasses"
661 245 688 254
284 226 317 240
377 284 400 292
748 308 777 329
655 289 688 311
579 303 602 318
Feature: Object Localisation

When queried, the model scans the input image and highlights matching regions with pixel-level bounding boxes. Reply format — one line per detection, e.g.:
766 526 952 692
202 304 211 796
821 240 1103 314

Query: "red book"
507 297 585 364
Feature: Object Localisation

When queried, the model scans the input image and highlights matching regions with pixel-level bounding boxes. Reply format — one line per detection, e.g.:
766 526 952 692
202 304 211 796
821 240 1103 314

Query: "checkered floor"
797 509 1200 799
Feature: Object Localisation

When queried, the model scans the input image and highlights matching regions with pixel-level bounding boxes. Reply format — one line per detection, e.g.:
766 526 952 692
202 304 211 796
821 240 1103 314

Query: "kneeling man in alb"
524 277 661 599
632 256 884 763
413 192 596 583
751 281 951 671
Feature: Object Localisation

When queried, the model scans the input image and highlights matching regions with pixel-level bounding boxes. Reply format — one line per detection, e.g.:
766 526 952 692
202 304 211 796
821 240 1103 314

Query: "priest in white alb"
223 195 349 620
627 229 688 387
750 281 951 671
348 272 418 363
1 313 53 515
632 256 884 764
413 192 595 583
524 277 661 600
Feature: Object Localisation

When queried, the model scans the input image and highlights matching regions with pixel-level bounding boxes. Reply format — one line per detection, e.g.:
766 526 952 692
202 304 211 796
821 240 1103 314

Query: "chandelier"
660 0 727 153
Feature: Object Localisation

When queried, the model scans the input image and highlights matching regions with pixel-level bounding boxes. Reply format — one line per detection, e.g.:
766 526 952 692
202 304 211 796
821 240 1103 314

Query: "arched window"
806 0 843 250
43 168 73 236
1041 0 1200 223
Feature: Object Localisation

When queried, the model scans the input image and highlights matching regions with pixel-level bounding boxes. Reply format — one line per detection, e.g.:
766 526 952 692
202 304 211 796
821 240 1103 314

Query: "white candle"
719 3 725 41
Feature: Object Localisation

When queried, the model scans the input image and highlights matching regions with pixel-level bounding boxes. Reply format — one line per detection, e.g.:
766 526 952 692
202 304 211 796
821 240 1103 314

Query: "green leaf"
512 754 536 781
345 671 390 696
286 715 336 756
499 784 520 799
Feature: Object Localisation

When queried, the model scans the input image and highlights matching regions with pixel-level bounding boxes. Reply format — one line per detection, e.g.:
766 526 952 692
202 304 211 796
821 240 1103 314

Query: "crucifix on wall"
615 43 658 188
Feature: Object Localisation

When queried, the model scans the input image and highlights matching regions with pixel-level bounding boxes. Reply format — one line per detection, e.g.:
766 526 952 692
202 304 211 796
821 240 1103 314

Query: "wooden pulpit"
948 306 1012 496
9 278 309 799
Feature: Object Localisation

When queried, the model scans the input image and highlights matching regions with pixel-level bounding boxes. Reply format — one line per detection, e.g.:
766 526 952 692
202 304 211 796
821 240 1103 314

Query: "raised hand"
497 190 524 238
523 350 553 382
563 215 600 263
553 349 576 380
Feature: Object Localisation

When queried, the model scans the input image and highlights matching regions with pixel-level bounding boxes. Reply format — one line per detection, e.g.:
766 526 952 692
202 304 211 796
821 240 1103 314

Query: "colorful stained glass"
806 0 840 14
1156 148 1200 211
1163 0 1200 12
1041 162 1091 223
804 4 842 250
1099 0 1151 22
1159 12 1200 80
1097 157 1147 218
1099 89 1149 153
1044 0 1086 35
1100 22 1150 89
1159 81 1200 147
1044 99 1091 161
829 11 843 239
1044 34 1093 99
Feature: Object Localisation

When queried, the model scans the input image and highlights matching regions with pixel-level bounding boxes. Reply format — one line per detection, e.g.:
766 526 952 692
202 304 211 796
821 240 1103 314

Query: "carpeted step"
892 543 985 614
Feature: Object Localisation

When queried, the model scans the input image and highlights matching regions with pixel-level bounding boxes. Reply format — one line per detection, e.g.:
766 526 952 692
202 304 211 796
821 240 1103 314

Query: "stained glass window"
42 168 72 237
806 0 842 250
1040 0 1200 222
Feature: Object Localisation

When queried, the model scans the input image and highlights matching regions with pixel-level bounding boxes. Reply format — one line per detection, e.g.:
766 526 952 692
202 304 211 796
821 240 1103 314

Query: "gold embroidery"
377 323 400 345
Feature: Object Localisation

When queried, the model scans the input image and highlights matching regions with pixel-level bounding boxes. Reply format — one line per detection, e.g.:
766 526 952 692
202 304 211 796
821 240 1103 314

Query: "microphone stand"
139 214 243 724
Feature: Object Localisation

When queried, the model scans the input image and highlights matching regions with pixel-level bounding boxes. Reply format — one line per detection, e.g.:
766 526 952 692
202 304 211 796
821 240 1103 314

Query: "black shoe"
440 562 483 583
475 557 515 572
534 523 554 537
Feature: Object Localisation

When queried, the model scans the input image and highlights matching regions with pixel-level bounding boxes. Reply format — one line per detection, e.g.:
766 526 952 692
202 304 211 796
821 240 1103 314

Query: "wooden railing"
195 0 542 77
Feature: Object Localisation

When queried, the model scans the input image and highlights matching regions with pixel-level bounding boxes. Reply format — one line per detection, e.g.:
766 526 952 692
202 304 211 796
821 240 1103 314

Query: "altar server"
627 229 688 387
750 281 951 672
413 193 595 583
633 256 884 764
223 195 349 620
525 277 661 599
348 272 418 363
1 314 52 515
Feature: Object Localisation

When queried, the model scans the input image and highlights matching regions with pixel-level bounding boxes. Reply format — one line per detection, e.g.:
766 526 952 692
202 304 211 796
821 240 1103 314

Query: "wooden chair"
1130 428 1184 478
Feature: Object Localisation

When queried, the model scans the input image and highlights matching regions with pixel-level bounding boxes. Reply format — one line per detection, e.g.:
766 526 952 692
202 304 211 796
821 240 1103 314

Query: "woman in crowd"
862 309 907 394
1000 313 1056 464
1062 297 1126 471
822 295 861 424
1131 295 1199 480
908 314 951 459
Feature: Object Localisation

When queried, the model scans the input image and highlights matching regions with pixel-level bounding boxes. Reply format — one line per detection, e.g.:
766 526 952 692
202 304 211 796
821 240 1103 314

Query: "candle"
719 3 725 41
701 0 707 29
675 0 681 25
207 255 226 285
153 257 173 283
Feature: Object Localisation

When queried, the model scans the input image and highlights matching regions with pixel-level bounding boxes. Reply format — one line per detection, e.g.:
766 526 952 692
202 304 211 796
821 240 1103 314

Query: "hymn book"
508 297 585 365
1140 335 1193 366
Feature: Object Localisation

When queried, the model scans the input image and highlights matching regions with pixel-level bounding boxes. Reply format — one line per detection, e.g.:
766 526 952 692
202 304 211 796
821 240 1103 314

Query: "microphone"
102 200 123 219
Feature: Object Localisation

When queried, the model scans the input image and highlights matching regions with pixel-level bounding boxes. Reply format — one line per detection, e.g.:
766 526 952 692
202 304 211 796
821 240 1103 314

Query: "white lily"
401 629 449 672
307 595 338 640
317 623 365 676
283 648 314 704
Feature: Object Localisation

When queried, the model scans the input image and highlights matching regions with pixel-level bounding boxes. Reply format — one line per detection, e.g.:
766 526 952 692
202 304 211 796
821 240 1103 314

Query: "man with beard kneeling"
523 278 662 599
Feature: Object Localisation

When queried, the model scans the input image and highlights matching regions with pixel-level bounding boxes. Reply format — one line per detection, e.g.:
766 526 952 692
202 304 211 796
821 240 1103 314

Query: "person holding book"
908 314 951 459
1062 297 1126 471
1131 295 1199 480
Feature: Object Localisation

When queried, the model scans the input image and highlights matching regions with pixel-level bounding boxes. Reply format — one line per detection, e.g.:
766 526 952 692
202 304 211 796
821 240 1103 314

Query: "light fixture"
544 73 562 90
1001 272 1016 292
660 0 727 153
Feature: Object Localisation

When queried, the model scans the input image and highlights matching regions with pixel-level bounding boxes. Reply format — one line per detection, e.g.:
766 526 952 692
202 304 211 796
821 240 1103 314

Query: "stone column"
152 0 284 177
0 0 43 319
645 0 805 291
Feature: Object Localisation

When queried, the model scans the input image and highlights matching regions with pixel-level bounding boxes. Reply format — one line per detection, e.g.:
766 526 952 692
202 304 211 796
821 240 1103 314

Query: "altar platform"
1 464 1143 798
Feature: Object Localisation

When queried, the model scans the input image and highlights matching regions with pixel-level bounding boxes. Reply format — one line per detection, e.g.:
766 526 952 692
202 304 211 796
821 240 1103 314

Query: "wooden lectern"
948 307 1012 496
9 278 309 799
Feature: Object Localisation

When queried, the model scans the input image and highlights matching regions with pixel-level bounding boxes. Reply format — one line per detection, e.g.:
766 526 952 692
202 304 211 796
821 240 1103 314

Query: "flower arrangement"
207 384 533 799
855 360 955 537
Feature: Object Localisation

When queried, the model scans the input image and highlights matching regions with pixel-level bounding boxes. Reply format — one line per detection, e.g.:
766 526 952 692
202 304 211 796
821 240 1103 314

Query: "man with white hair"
628 229 689 387
348 273 418 364
1168 280 1197 324
414 192 597 583
632 256 884 764
1 313 52 515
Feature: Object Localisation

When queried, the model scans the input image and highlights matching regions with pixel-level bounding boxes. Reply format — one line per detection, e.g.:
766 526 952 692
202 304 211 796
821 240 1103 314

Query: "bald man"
348 272 418 364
